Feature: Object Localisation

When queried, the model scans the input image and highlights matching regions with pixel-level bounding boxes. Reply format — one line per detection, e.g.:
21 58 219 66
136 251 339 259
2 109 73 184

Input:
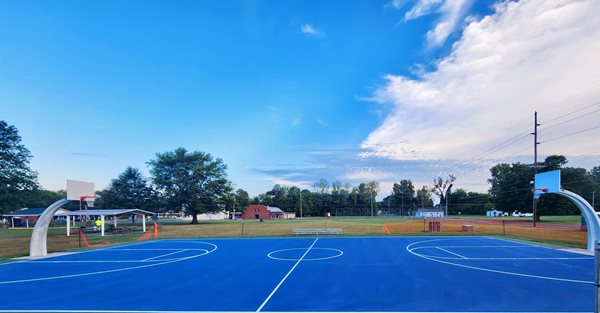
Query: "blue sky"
2 0 600 200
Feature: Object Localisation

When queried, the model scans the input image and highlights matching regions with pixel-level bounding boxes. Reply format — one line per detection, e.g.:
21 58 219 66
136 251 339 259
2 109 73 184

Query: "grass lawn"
0 215 585 260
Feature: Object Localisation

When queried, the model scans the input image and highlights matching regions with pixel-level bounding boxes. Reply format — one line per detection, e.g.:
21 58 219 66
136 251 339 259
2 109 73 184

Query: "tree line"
2 120 600 221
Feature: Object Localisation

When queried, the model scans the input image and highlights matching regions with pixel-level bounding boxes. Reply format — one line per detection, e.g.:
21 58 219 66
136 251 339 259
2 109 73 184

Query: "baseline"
406 238 593 284
0 240 217 285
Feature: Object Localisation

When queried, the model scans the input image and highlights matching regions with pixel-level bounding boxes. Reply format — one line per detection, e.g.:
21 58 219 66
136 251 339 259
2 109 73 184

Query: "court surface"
0 236 594 313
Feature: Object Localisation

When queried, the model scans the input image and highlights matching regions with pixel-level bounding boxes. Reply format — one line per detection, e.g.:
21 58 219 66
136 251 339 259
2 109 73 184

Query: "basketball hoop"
531 188 549 193
80 196 96 208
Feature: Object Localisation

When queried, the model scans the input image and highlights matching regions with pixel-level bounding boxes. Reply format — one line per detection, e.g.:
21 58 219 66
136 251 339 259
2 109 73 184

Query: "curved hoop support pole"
30 198 72 257
555 190 600 252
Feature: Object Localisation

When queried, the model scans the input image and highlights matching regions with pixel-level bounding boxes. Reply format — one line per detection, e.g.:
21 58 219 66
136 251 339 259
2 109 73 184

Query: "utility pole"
299 189 303 218
531 111 541 227
401 190 404 217
370 190 374 217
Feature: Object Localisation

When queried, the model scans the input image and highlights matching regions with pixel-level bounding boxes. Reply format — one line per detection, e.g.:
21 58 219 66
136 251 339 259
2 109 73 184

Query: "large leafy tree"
416 185 433 208
97 167 156 211
0 120 39 213
19 189 64 209
488 162 533 213
447 188 491 215
234 188 250 211
391 179 415 214
148 148 231 224
488 155 598 218
265 184 290 209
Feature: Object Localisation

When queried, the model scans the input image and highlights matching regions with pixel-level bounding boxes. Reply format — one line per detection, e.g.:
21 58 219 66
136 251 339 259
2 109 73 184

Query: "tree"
542 155 568 171
313 178 330 194
331 180 343 193
390 179 415 215
0 120 39 213
538 166 596 215
488 162 533 213
234 188 250 211
98 167 156 211
447 188 491 215
431 175 456 205
265 185 289 210
416 186 433 208
148 148 231 224
590 166 600 185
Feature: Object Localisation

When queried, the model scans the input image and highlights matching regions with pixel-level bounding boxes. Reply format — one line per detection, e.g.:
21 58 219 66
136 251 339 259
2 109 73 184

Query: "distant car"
512 211 533 217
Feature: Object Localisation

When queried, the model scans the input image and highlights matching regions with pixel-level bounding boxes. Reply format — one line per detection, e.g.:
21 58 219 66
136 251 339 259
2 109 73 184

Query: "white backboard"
534 170 561 195
66 180 95 200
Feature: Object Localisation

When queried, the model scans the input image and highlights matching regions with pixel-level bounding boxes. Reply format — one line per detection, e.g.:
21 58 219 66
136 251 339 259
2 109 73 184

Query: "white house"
415 208 444 218
486 209 505 217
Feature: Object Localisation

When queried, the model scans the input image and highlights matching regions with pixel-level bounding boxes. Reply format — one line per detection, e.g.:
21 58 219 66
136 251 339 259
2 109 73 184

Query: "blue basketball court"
0 236 594 312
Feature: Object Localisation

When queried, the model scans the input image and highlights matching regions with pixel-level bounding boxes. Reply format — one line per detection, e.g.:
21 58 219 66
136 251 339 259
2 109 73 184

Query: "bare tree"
313 178 330 194
431 175 456 204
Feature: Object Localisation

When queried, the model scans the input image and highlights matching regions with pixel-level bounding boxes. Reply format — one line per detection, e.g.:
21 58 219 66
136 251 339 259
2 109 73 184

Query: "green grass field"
0 215 585 260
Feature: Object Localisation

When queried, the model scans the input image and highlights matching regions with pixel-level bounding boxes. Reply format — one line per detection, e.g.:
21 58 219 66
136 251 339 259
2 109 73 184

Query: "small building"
283 212 296 219
228 211 243 220
486 209 505 217
242 205 294 220
415 208 444 218
4 207 70 228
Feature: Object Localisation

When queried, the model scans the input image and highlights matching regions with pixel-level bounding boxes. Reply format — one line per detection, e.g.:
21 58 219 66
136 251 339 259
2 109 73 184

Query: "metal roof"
65 209 154 216
266 206 284 214
417 208 443 213
4 207 153 217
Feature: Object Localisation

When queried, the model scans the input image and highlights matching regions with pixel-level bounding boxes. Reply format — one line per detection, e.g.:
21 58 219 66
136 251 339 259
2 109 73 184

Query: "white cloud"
300 23 324 37
316 118 331 127
426 0 472 47
403 0 472 47
365 0 600 180
345 168 392 181
387 0 405 10
266 176 312 190
404 0 443 20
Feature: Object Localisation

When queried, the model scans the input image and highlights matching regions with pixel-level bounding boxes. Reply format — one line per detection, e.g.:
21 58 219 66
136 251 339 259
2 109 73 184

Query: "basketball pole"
531 111 540 227
594 241 600 313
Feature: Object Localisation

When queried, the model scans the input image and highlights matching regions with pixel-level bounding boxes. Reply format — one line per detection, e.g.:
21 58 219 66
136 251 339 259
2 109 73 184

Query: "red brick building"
242 204 285 220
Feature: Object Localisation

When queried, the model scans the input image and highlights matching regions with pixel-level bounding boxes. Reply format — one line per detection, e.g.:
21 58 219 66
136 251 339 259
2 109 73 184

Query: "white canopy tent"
64 209 154 237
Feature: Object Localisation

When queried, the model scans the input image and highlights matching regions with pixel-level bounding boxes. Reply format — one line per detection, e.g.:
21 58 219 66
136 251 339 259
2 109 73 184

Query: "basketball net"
79 196 96 209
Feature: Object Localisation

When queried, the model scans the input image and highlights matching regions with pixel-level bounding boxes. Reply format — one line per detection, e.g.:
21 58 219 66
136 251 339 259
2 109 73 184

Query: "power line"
541 105 600 132
543 99 600 126
542 124 600 144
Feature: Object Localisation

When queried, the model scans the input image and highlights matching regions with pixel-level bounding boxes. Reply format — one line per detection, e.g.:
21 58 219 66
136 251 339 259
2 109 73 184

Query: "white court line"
110 248 208 251
256 237 319 312
0 241 157 267
142 249 190 261
0 242 217 285
25 260 164 264
457 257 592 260
436 247 467 259
415 245 530 249
406 239 593 284
0 310 593 313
